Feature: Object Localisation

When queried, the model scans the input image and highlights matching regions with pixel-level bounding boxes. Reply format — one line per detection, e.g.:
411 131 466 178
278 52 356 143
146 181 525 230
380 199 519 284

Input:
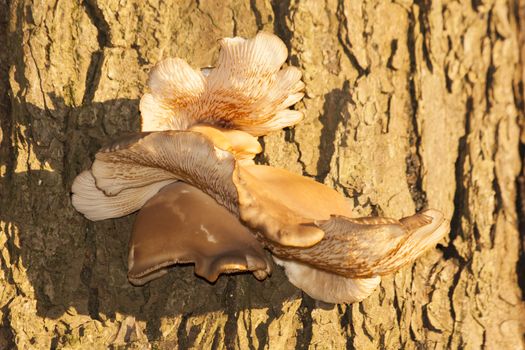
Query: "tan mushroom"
271 210 448 303
128 182 271 285
72 131 238 220
71 129 449 302
71 31 449 304
233 163 450 266
140 32 304 135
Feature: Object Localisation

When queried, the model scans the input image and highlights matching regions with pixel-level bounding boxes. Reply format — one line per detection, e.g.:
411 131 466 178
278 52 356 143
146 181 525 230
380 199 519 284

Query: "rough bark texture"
1 0 524 348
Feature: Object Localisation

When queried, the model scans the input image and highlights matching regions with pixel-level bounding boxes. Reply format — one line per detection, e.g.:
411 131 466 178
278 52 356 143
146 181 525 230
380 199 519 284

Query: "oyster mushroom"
71 31 449 303
72 129 449 303
72 131 238 221
140 31 304 135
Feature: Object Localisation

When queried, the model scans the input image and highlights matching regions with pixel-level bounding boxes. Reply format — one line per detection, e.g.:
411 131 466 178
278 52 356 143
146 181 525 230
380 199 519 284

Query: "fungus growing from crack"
71 32 449 304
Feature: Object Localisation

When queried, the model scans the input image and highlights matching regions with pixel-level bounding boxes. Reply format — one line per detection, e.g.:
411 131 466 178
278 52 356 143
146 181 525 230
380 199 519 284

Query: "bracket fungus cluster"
72 32 449 304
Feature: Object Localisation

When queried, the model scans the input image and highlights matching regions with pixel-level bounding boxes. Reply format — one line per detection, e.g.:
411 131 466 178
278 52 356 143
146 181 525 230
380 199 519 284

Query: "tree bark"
1 0 524 348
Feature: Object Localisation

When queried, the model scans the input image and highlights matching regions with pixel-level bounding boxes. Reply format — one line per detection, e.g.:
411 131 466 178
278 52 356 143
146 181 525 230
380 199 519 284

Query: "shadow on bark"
0 96 315 341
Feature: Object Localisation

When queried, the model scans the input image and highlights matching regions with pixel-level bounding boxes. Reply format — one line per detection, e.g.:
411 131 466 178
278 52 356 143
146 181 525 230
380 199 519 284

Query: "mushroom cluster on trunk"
71 32 449 304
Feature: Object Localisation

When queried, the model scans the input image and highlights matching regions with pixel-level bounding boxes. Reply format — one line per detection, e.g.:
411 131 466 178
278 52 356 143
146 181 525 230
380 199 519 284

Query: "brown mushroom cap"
128 182 271 285
268 209 449 278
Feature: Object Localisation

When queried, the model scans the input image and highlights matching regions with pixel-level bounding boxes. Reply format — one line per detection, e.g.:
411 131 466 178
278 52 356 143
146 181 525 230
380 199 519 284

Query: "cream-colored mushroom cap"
140 32 305 136
273 257 382 304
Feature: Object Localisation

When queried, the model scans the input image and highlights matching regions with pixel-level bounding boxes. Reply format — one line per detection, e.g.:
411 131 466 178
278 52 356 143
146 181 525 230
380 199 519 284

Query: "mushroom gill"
140 32 304 135
71 170 175 221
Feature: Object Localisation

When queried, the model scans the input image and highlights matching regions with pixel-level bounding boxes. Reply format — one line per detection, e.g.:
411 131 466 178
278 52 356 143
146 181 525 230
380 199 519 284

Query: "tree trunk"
1 0 524 348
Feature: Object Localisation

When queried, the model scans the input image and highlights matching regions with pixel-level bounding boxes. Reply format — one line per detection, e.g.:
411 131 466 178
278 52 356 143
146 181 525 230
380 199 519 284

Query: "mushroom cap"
268 209 449 278
71 131 239 220
273 257 381 304
140 32 304 135
128 182 271 285
233 164 356 247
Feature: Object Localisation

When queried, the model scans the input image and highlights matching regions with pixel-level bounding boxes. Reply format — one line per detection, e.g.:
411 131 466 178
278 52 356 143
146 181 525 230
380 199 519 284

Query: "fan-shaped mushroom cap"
71 131 239 220
128 182 271 285
140 32 304 135
233 164 356 247
268 209 449 278
273 257 381 304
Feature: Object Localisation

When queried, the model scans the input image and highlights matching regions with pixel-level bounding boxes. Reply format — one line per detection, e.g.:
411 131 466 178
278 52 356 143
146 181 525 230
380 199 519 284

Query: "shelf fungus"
71 32 449 304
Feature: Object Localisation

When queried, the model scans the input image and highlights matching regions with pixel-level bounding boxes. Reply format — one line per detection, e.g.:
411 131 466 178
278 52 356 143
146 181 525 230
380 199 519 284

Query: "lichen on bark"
1 0 524 348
